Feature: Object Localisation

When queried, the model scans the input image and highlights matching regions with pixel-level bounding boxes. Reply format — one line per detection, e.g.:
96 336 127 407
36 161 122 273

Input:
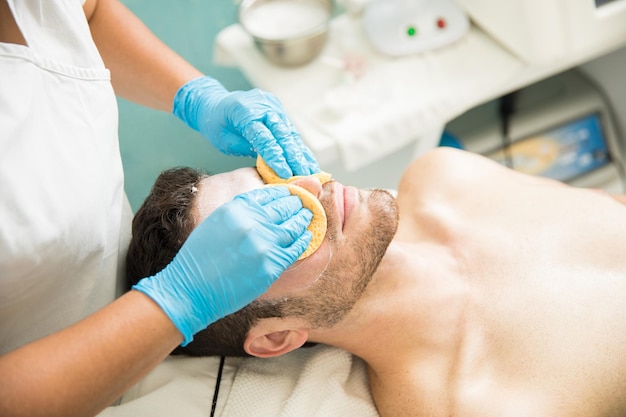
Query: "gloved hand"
132 186 313 346
173 75 320 179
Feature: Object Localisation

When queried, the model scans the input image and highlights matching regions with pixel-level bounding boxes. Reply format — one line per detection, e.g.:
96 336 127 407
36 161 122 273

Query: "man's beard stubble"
280 188 399 329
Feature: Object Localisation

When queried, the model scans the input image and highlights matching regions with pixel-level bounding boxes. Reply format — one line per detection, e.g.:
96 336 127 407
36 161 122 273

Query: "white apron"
0 0 131 354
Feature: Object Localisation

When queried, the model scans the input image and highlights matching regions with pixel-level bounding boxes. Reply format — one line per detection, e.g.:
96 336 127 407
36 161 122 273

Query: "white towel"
97 355 240 417
221 345 379 417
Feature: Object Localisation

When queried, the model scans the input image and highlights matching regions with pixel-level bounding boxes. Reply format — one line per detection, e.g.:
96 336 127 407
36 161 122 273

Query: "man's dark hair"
126 167 293 357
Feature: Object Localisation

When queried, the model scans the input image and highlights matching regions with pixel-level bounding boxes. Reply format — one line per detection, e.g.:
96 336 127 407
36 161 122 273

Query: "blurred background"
118 0 626 211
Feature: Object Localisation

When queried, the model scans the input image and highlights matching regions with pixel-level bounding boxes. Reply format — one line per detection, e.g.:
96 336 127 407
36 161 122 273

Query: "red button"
437 18 446 29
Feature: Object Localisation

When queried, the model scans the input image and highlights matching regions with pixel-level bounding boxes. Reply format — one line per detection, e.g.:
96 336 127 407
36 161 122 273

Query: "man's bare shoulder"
610 193 626 206
398 148 505 195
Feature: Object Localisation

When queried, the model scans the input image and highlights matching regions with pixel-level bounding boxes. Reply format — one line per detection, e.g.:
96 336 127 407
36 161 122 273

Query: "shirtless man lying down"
127 147 626 417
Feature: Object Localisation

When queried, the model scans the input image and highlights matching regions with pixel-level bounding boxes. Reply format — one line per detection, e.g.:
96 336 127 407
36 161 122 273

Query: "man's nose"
290 176 323 199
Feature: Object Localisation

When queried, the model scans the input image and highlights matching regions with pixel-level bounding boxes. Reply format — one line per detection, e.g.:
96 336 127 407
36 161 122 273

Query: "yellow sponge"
256 156 331 259
256 155 332 186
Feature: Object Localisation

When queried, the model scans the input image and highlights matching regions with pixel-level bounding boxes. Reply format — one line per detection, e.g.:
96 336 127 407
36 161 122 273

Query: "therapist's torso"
0 0 130 354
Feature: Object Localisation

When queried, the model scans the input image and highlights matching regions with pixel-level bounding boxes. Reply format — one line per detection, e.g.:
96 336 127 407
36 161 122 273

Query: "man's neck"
313 240 471 416
313 240 471 378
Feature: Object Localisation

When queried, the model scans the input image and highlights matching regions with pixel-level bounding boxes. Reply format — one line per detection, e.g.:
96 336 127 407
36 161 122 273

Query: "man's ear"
244 319 309 358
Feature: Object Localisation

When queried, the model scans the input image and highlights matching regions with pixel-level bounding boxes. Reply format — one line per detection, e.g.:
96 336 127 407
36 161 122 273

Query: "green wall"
118 0 254 212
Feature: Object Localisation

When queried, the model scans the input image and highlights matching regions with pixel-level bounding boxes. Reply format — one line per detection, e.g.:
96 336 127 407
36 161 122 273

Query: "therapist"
0 0 318 416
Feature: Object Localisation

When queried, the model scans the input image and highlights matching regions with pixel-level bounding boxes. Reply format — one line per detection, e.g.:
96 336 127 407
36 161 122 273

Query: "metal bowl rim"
238 0 333 42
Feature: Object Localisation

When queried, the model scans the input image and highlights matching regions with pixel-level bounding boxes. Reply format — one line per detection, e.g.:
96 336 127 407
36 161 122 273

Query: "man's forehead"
194 167 264 220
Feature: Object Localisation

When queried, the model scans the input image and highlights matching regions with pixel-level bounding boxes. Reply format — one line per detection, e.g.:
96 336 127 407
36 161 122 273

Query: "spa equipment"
362 0 470 56
447 70 625 192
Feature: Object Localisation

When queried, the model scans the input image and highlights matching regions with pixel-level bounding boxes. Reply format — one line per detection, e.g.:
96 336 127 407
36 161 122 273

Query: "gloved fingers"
260 91 319 175
250 231 312 285
279 138 320 177
269 208 313 247
280 229 313 264
287 145 320 177
290 229 314 253
264 112 321 177
257 229 313 281
263 195 307 224
245 120 293 179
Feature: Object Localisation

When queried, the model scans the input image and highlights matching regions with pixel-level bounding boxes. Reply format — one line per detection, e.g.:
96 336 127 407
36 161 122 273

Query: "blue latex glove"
173 75 320 179
132 186 313 346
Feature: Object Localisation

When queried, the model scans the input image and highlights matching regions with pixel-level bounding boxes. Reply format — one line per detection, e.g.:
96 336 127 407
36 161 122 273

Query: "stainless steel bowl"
238 0 333 67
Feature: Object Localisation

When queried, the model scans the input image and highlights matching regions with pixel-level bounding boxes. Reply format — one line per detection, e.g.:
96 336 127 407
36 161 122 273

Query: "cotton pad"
256 156 332 185
256 156 331 259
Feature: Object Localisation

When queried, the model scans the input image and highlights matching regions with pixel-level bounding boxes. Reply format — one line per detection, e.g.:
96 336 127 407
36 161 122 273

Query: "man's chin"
369 188 400 237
